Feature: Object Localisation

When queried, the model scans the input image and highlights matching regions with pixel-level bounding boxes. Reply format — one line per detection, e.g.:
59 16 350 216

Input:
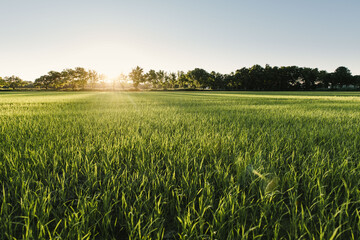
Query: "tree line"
0 67 104 90
33 67 104 90
129 65 360 90
1 65 360 90
0 76 30 90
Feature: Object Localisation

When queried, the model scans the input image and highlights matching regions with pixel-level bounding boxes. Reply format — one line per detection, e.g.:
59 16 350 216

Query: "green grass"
1 91 360 239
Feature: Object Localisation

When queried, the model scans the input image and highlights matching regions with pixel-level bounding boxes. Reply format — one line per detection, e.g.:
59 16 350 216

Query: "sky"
0 0 359 81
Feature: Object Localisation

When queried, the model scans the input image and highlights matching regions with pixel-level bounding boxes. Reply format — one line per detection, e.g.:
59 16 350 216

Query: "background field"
1 91 360 239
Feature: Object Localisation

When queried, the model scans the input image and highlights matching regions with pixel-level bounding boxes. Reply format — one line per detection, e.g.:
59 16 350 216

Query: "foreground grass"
1 91 360 239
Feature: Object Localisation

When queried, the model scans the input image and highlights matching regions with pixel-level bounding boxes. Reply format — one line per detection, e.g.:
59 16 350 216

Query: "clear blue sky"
1 0 359 81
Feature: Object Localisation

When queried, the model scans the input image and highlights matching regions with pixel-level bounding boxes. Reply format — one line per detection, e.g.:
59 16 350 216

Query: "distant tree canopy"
0 77 5 87
130 65 360 91
1 65 359 91
34 67 100 90
0 76 26 89
128 66 145 89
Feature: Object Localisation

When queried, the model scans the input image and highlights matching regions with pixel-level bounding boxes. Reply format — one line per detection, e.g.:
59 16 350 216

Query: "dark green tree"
333 66 353 88
223 73 235 90
177 71 189 88
74 67 89 89
353 75 360 89
61 67 89 90
129 66 145 89
187 68 210 89
145 69 158 88
0 77 6 87
168 72 177 88
209 71 225 90
48 71 64 89
156 70 167 89
35 75 50 89
300 68 319 90
234 68 249 90
317 70 329 89
248 65 265 90
35 71 63 89
5 76 26 90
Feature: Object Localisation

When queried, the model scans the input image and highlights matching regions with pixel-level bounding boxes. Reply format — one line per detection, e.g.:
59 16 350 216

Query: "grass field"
1 91 360 239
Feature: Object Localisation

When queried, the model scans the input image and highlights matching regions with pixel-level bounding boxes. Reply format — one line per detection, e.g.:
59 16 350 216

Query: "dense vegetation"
131 65 360 91
0 68 103 90
1 91 360 239
1 65 360 91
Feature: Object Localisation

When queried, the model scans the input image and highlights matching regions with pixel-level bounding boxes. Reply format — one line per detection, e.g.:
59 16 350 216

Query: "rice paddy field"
1 91 360 240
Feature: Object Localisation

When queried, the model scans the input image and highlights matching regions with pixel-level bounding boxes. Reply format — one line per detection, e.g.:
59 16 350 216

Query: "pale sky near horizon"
0 0 359 81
